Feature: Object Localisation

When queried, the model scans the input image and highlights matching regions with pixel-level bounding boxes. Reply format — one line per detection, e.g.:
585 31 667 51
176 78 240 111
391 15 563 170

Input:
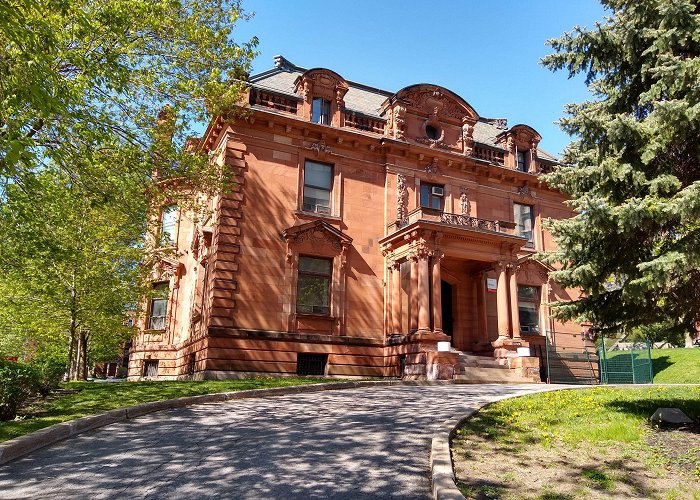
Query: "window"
518 285 540 334
420 183 444 210
143 360 159 378
425 124 441 140
148 282 169 330
296 256 332 315
303 161 333 214
312 98 331 125
514 203 534 246
516 149 529 172
296 353 328 375
159 205 178 246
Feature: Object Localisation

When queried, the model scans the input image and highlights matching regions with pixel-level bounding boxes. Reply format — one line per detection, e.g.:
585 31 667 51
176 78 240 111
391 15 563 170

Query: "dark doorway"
441 281 454 338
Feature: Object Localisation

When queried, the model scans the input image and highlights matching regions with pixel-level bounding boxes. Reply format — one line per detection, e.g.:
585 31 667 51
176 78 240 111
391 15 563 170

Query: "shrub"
0 360 40 421
28 354 66 395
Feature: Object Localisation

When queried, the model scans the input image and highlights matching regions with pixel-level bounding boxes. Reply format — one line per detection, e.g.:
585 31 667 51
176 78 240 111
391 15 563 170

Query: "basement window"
296 353 328 376
143 360 159 378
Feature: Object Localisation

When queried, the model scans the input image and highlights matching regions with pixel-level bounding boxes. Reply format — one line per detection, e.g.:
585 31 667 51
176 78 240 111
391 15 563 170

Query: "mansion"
128 55 591 382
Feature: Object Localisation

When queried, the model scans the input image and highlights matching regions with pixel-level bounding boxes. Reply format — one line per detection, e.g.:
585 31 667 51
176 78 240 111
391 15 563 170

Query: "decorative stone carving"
396 173 408 220
384 108 394 137
425 159 439 174
517 183 532 197
459 187 470 216
291 227 343 250
393 105 406 140
309 140 331 155
461 120 474 156
409 238 430 261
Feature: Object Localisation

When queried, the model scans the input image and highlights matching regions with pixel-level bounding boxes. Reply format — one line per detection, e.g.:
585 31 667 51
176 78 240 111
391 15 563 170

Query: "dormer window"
312 98 331 125
516 149 529 172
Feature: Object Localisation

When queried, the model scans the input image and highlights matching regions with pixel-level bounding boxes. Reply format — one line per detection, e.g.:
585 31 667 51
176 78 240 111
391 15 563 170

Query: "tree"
1 0 256 196
541 0 700 338
0 166 143 380
0 0 258 377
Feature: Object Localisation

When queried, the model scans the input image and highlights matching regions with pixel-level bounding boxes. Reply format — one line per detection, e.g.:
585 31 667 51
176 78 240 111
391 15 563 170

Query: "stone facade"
128 56 591 382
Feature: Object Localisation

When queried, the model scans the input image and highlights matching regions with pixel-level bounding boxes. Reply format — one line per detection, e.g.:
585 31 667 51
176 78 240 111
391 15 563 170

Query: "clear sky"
232 0 608 157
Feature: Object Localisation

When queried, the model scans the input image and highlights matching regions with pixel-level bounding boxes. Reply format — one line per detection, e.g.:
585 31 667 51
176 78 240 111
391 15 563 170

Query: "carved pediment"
516 257 554 282
282 220 352 252
294 68 349 103
385 84 478 123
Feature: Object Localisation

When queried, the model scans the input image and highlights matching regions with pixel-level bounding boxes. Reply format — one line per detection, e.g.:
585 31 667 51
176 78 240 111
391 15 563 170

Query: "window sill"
295 312 336 320
519 331 543 336
295 210 342 223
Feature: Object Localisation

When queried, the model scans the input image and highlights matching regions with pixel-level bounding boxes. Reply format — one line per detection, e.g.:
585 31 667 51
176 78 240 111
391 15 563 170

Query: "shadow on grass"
651 355 674 378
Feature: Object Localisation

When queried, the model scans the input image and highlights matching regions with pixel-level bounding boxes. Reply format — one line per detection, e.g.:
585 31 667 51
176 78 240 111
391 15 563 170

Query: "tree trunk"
80 330 88 380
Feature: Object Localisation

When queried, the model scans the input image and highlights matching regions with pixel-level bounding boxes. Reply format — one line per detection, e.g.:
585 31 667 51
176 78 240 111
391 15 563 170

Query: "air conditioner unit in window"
431 186 444 196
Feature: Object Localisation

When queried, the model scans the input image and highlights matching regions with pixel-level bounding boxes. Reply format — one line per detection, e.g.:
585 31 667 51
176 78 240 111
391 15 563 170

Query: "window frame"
311 97 331 125
513 202 535 247
517 285 541 334
296 255 333 316
516 149 529 172
302 160 334 215
159 204 178 247
419 182 444 211
148 282 169 330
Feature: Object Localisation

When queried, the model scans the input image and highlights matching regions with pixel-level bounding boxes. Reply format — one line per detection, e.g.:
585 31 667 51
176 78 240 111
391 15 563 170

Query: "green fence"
545 335 599 385
598 337 654 384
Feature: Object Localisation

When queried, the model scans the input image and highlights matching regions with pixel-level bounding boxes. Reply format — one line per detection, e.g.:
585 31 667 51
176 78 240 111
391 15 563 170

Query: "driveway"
0 383 552 499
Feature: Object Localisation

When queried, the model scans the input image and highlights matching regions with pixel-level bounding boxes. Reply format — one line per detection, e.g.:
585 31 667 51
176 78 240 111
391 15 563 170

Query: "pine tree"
541 0 700 338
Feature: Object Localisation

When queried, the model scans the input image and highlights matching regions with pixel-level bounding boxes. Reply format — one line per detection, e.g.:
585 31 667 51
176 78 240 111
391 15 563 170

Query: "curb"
429 385 571 500
0 378 458 466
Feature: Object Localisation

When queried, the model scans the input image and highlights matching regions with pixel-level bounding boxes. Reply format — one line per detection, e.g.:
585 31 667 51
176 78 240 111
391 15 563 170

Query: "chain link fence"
598 336 654 384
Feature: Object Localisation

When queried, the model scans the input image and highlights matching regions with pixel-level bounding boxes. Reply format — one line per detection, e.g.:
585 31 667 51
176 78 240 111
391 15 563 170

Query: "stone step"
457 355 505 369
455 366 540 384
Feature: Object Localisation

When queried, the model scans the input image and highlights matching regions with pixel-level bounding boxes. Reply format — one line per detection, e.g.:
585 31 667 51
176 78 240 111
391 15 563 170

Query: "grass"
454 386 700 498
652 348 700 384
456 386 700 449
0 377 330 443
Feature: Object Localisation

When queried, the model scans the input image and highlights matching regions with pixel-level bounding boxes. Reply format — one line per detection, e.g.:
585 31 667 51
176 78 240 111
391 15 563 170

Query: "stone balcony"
389 207 517 236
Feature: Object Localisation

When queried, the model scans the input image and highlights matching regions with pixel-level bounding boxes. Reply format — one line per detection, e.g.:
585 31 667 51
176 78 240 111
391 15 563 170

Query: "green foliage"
28 354 67 395
0 167 141 378
540 0 700 338
0 361 39 421
0 377 330 442
0 1 257 376
1 0 257 192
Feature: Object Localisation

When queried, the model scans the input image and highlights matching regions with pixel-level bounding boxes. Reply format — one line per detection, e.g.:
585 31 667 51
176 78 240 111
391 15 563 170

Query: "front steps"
454 351 541 384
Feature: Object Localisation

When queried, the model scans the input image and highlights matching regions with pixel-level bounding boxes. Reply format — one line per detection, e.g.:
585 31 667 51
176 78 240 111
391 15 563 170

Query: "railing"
249 88 298 114
394 207 516 235
343 111 385 134
473 145 505 166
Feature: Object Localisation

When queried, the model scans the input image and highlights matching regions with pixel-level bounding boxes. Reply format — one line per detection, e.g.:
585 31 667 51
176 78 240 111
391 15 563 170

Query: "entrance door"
441 280 454 338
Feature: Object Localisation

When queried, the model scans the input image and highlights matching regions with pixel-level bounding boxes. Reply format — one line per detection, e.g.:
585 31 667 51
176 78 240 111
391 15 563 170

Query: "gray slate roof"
249 56 558 162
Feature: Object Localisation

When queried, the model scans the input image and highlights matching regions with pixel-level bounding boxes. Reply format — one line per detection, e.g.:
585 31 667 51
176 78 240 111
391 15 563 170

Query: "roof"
249 55 559 161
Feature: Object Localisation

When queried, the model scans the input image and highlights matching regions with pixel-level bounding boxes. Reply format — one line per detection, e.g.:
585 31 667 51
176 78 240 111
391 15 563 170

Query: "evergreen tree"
541 0 700 338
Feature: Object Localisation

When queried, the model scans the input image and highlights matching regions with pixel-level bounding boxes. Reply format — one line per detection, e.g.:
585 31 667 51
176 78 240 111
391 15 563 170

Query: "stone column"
391 261 402 334
496 262 510 340
417 254 430 333
509 263 520 338
431 252 443 333
410 256 418 332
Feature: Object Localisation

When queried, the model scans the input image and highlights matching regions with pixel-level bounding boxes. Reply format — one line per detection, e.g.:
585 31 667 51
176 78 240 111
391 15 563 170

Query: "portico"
380 207 530 359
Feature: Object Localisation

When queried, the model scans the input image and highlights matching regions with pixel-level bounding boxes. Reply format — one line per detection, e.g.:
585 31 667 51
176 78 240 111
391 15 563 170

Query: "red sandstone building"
128 56 588 382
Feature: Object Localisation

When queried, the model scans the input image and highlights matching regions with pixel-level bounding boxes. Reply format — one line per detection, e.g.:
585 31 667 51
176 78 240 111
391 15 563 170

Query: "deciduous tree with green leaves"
0 0 257 378
541 0 700 338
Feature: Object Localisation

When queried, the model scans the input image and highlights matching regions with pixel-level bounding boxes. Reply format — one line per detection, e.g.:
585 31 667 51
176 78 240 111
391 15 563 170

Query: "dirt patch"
452 427 700 499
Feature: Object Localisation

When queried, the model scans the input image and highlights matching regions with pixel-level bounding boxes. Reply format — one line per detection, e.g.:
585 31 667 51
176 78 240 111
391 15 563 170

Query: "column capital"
409 238 430 261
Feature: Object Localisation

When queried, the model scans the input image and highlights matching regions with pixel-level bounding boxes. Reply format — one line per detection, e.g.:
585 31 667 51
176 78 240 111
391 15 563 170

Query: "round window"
426 125 440 140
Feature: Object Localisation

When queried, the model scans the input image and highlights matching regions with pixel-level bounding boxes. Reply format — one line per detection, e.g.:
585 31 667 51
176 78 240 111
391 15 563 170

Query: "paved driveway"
0 384 553 499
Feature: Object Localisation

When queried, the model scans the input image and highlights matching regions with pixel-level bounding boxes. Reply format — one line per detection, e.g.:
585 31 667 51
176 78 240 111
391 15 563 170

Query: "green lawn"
0 377 329 443
453 386 700 498
652 348 700 384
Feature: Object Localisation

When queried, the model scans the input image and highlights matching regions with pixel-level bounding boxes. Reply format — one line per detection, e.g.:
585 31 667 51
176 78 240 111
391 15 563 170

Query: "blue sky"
232 0 608 157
